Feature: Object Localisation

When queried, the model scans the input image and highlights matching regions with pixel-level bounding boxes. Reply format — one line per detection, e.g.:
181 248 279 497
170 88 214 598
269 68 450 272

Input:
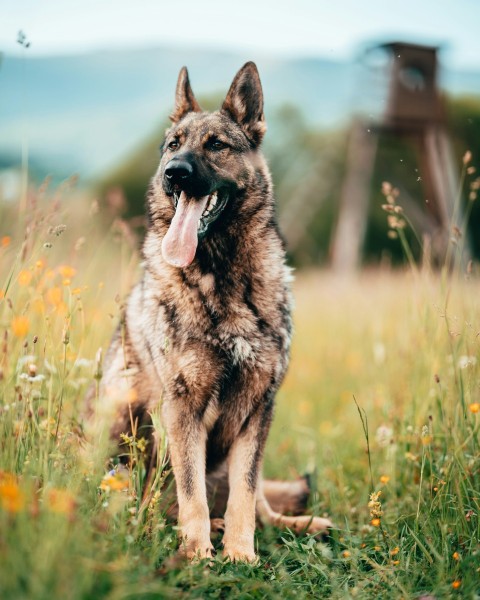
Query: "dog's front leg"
163 405 212 559
223 401 273 562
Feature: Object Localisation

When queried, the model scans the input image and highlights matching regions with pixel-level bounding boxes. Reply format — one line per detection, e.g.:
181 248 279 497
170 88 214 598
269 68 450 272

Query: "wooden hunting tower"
331 41 459 271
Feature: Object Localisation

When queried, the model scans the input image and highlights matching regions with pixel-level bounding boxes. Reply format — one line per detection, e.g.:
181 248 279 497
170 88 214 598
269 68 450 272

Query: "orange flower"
47 489 76 516
452 580 461 589
1 236 11 248
11 316 29 337
469 403 480 414
18 270 32 286
452 552 460 561
0 473 25 513
390 546 399 556
59 265 76 279
342 550 351 558
46 287 63 306
35 259 46 270
62 279 71 286
380 475 390 484
371 518 381 527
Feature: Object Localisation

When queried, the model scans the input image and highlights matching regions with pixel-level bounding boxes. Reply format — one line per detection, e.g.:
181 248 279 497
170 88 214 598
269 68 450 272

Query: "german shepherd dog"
87 62 332 562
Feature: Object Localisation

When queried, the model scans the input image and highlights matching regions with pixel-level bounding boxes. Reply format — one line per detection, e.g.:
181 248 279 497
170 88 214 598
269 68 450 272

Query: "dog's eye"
208 139 228 151
168 139 180 151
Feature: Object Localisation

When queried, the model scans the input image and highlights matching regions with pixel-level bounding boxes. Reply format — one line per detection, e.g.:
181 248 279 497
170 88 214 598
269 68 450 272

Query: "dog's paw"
223 544 258 564
180 540 215 561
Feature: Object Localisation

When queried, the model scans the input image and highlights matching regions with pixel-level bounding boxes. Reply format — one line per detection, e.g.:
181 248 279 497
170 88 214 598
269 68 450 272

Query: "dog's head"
157 62 267 268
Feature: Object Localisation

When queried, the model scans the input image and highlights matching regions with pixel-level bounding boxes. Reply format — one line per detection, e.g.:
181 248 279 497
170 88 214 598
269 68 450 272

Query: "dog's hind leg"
256 478 333 535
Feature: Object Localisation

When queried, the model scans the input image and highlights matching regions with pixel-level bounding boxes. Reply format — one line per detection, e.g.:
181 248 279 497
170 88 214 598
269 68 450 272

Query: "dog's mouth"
162 189 228 268
173 189 228 237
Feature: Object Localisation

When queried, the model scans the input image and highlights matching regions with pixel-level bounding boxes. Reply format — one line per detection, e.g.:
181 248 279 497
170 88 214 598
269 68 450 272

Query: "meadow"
0 179 479 599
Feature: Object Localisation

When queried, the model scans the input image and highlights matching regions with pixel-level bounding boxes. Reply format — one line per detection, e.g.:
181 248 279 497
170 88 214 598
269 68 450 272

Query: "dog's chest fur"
122 224 292 466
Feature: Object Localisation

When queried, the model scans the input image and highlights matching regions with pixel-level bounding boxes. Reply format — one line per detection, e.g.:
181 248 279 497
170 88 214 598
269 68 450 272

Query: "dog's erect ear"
221 62 266 147
170 67 202 123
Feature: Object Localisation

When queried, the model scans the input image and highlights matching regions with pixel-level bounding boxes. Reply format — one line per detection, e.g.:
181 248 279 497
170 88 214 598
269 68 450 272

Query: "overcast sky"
1 0 479 69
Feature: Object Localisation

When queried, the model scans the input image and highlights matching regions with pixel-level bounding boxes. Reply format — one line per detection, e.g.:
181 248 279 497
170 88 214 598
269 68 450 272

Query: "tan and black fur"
86 62 332 562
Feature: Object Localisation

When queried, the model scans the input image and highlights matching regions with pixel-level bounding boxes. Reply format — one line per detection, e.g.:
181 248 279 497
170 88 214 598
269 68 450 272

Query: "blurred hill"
1 45 480 179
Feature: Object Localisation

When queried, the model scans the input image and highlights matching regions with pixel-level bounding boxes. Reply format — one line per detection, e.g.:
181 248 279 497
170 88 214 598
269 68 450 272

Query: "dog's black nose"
165 160 193 184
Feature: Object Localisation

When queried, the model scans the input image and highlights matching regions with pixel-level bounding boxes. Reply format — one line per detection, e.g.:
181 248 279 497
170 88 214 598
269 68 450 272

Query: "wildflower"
59 265 76 279
1 236 11 248
47 488 76 516
136 437 148 453
467 166 476 175
371 518 381 527
35 259 45 269
380 475 390 484
342 550 351 558
368 491 383 519
452 552 460 561
421 425 432 446
405 452 418 462
0 472 25 513
11 316 29 337
452 580 461 589
376 425 393 447
458 355 477 369
46 287 63 306
463 150 472 164
100 470 129 492
469 403 479 414
62 279 71 286
18 270 32 286
390 547 399 556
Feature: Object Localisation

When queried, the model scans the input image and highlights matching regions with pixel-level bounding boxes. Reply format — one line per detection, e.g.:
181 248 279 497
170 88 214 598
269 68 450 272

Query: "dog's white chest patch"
230 336 256 365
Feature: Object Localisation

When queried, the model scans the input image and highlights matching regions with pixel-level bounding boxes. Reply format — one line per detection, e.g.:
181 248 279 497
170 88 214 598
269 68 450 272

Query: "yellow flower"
469 403 480 414
390 547 399 556
46 287 63 306
47 488 76 516
100 472 129 492
35 259 46 270
59 265 76 279
391 560 400 566
0 473 25 513
371 518 381 527
18 270 32 286
379 475 390 484
452 551 460 561
11 316 29 337
1 236 11 248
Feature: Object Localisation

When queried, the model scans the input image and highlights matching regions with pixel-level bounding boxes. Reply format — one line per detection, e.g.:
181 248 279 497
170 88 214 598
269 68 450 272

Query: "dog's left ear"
221 62 266 147
170 67 202 123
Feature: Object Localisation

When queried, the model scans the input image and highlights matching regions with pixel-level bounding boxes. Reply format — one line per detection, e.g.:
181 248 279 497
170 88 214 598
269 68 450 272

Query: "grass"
0 181 479 599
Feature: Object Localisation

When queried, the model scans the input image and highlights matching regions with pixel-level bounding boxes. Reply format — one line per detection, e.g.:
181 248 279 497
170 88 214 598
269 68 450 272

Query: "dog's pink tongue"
161 191 209 268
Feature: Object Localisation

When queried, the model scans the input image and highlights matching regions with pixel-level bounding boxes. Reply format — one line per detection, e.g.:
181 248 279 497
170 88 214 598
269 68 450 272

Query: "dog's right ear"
170 67 202 123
